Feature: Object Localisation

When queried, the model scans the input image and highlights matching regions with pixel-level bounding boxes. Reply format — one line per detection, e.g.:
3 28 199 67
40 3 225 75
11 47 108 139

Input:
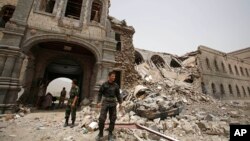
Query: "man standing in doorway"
64 79 79 128
58 87 67 108
96 71 123 141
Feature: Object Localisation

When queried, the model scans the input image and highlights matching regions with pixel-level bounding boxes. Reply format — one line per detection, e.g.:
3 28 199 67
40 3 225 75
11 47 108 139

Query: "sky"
109 0 250 55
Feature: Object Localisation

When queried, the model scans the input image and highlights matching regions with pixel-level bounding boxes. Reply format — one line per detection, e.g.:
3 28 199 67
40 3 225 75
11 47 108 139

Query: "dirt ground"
0 109 100 141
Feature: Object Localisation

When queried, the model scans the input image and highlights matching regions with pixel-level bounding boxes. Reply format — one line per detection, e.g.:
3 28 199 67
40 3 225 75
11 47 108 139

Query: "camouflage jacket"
68 86 79 105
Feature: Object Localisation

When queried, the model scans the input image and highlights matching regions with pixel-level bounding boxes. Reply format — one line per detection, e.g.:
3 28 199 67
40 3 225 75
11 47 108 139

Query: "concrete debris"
88 122 98 131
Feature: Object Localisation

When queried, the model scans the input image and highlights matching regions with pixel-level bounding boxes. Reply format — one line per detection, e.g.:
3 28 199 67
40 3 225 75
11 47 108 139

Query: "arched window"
220 84 225 96
214 60 219 71
135 51 144 65
221 62 226 73
206 58 210 69
90 0 102 22
65 0 83 20
236 85 240 97
211 83 216 95
228 64 233 74
151 55 165 68
201 82 207 94
0 5 15 28
242 86 247 97
235 66 239 75
240 67 244 76
228 84 233 96
245 68 249 77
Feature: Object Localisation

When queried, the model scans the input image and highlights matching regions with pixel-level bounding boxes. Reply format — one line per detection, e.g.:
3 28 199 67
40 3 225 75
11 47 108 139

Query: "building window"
240 67 244 76
228 84 233 96
65 0 83 20
248 87 250 96
245 68 249 77
90 0 102 22
220 84 225 96
115 33 121 51
0 5 15 28
39 0 56 13
228 64 233 74
206 58 210 69
242 86 247 97
221 62 226 73
235 66 239 75
151 55 166 68
201 82 207 94
211 83 216 95
214 60 219 71
236 85 240 97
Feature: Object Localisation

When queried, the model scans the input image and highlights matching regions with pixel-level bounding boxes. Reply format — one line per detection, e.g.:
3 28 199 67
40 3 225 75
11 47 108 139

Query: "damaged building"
0 0 249 114
0 0 139 113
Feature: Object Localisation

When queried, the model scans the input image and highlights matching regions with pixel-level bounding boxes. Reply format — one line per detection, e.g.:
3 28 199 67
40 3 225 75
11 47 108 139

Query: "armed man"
96 71 123 141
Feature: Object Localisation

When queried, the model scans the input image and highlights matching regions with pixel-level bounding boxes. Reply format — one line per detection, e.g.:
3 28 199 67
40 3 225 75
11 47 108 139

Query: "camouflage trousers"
65 105 77 121
98 102 117 133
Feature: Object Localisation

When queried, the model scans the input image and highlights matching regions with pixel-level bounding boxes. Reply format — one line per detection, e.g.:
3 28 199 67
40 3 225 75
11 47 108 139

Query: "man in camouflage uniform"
64 79 79 128
96 71 123 141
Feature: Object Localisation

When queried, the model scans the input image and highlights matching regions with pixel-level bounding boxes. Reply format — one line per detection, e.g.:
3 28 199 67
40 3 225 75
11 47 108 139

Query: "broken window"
245 68 249 77
201 82 207 94
65 0 83 20
206 58 210 69
90 0 102 22
39 0 55 13
151 55 165 68
221 62 226 73
170 59 181 68
228 84 233 96
228 64 233 74
115 33 121 51
214 60 219 71
235 66 239 75
236 85 240 97
240 67 244 76
0 5 15 28
220 84 225 96
211 83 216 95
242 86 247 97
135 51 144 65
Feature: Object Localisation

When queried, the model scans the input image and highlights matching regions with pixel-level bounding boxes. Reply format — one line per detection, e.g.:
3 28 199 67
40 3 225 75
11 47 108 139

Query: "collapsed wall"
109 16 141 89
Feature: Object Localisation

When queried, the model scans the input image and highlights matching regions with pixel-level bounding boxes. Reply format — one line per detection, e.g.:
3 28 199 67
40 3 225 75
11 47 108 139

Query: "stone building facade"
197 46 250 100
228 47 250 63
0 0 138 113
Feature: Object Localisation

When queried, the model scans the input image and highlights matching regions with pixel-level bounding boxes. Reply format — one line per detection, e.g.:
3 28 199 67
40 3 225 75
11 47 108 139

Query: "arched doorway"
46 77 72 97
20 40 98 105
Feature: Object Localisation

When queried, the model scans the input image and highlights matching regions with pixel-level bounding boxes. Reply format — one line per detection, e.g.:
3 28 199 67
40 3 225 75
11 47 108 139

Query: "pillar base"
0 77 21 114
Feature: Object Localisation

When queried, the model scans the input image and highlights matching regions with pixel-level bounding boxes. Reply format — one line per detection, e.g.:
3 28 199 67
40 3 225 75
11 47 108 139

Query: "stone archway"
19 37 100 105
134 51 144 65
151 55 165 68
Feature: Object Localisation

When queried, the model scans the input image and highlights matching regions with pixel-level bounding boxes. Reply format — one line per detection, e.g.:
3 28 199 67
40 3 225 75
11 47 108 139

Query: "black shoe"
63 122 68 127
70 121 75 128
108 133 114 141
95 134 103 141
